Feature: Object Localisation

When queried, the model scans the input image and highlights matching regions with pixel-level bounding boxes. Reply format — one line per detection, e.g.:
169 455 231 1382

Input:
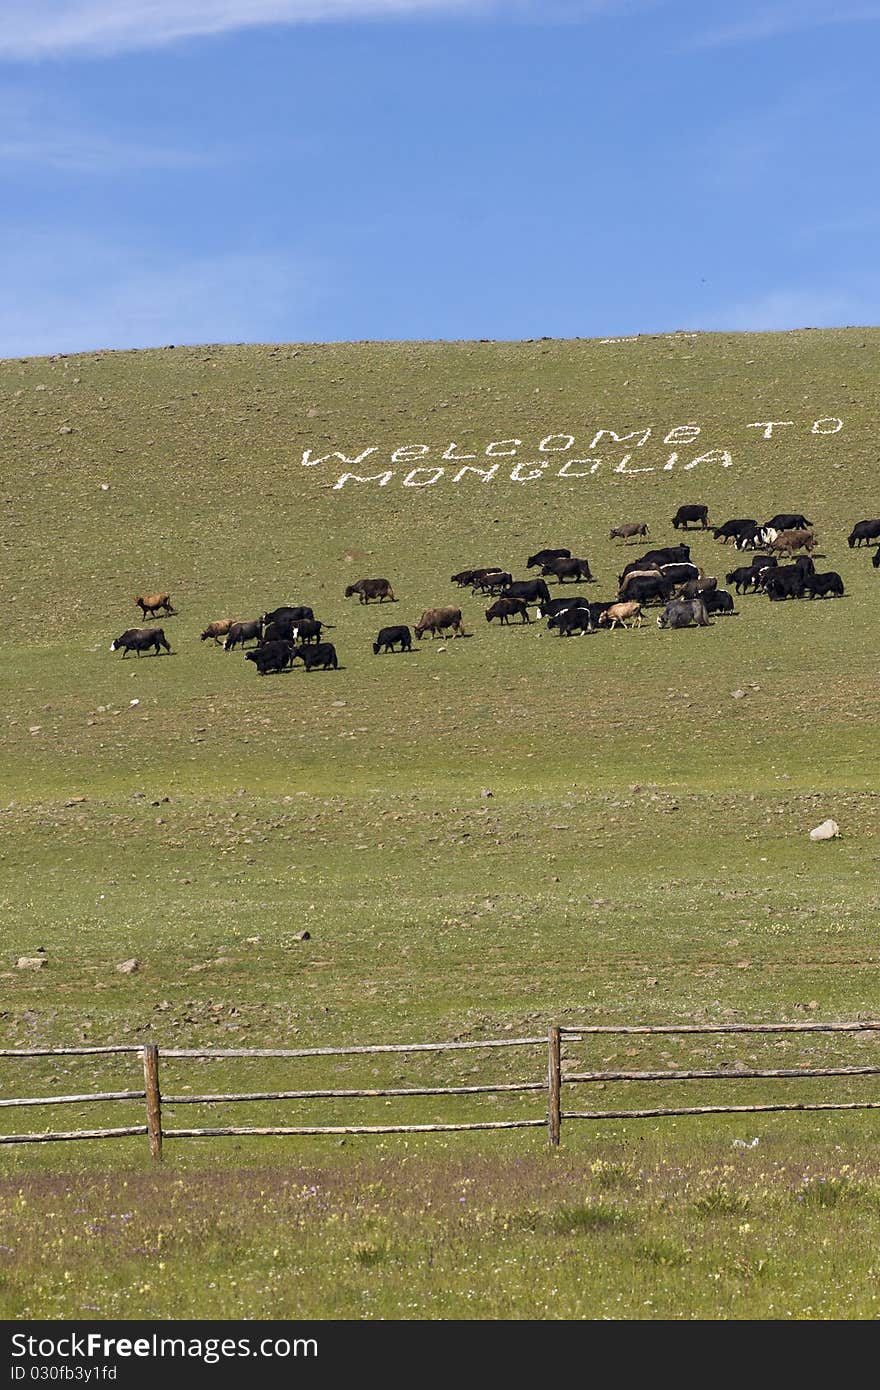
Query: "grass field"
1 328 878 1318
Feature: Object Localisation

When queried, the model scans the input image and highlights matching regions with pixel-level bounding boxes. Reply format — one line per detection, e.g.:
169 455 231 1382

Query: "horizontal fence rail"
1 1021 879 1156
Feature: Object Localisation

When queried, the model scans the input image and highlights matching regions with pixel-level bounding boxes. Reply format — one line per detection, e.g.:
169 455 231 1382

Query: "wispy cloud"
0 0 628 61
688 1 880 50
0 231 326 357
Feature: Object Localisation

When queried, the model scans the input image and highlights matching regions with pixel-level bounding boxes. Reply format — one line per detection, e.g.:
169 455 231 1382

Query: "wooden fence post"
548 1026 561 1147
142 1044 162 1160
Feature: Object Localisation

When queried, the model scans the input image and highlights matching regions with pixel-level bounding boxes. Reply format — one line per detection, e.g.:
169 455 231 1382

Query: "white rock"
809 819 840 841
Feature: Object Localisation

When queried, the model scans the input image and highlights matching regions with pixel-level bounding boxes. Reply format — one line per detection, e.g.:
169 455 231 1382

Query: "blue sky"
2 1 879 356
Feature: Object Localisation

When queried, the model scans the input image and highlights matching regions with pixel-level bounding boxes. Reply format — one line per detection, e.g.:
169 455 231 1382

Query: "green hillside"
1 329 879 1317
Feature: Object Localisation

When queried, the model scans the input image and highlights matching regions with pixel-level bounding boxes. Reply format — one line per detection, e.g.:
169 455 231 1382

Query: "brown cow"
135 592 176 618
768 528 816 557
609 522 649 543
414 606 464 639
344 578 396 604
200 618 235 644
597 601 643 630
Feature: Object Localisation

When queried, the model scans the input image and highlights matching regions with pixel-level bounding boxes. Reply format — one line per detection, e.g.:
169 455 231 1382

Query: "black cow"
110 627 171 657
848 519 880 547
672 505 710 530
472 571 513 594
262 605 314 627
293 642 338 671
657 598 710 628
245 640 295 675
765 513 812 531
733 525 767 551
540 556 594 584
702 588 735 615
224 620 263 651
547 604 595 636
527 548 571 569
290 619 324 644
535 596 590 619
637 545 692 566
726 565 771 595
451 568 500 587
620 574 676 606
658 562 701 585
792 555 816 577
373 625 412 653
502 578 552 606
763 568 805 601
803 571 845 598
485 597 531 624
713 519 757 543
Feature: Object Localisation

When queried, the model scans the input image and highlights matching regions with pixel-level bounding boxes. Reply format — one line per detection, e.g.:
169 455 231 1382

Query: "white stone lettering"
538 434 575 452
332 470 394 490
510 461 548 482
391 444 430 463
746 421 793 439
590 427 652 450
452 464 500 483
614 453 655 475
485 439 522 456
302 445 377 468
811 416 843 434
663 453 679 471
442 442 476 461
681 448 734 470
403 466 445 487
663 425 701 446
557 458 602 478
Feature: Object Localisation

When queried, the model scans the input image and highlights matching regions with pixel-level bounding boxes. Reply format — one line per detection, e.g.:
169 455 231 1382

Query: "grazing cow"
540 556 594 584
637 545 692 566
803 571 845 599
734 525 771 551
702 588 735 615
792 555 816 578
678 576 717 600
472 571 513 595
293 642 338 671
485 597 531 625
672 505 710 530
451 567 502 587
712 519 758 544
535 596 590 620
848 519 880 548
609 522 649 542
135 593 175 618
527 548 571 569
245 640 296 675
597 601 643 630
345 578 396 604
547 604 594 636
722 567 756 594
224 619 263 651
260 618 322 644
414 606 465 639
658 562 701 585
373 625 412 654
766 513 812 532
763 568 805 601
262 605 314 627
657 598 710 629
501 578 552 606
110 627 171 657
768 528 816 557
200 618 235 644
621 574 676 607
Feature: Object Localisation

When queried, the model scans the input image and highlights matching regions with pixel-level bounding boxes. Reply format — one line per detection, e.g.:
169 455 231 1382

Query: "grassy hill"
1 330 878 1317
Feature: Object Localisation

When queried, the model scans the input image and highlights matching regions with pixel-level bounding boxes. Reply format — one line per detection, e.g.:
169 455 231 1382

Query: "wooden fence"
2 1020 880 1157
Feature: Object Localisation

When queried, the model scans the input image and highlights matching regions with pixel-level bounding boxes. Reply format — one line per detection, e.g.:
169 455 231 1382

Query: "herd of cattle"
108 506 879 671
